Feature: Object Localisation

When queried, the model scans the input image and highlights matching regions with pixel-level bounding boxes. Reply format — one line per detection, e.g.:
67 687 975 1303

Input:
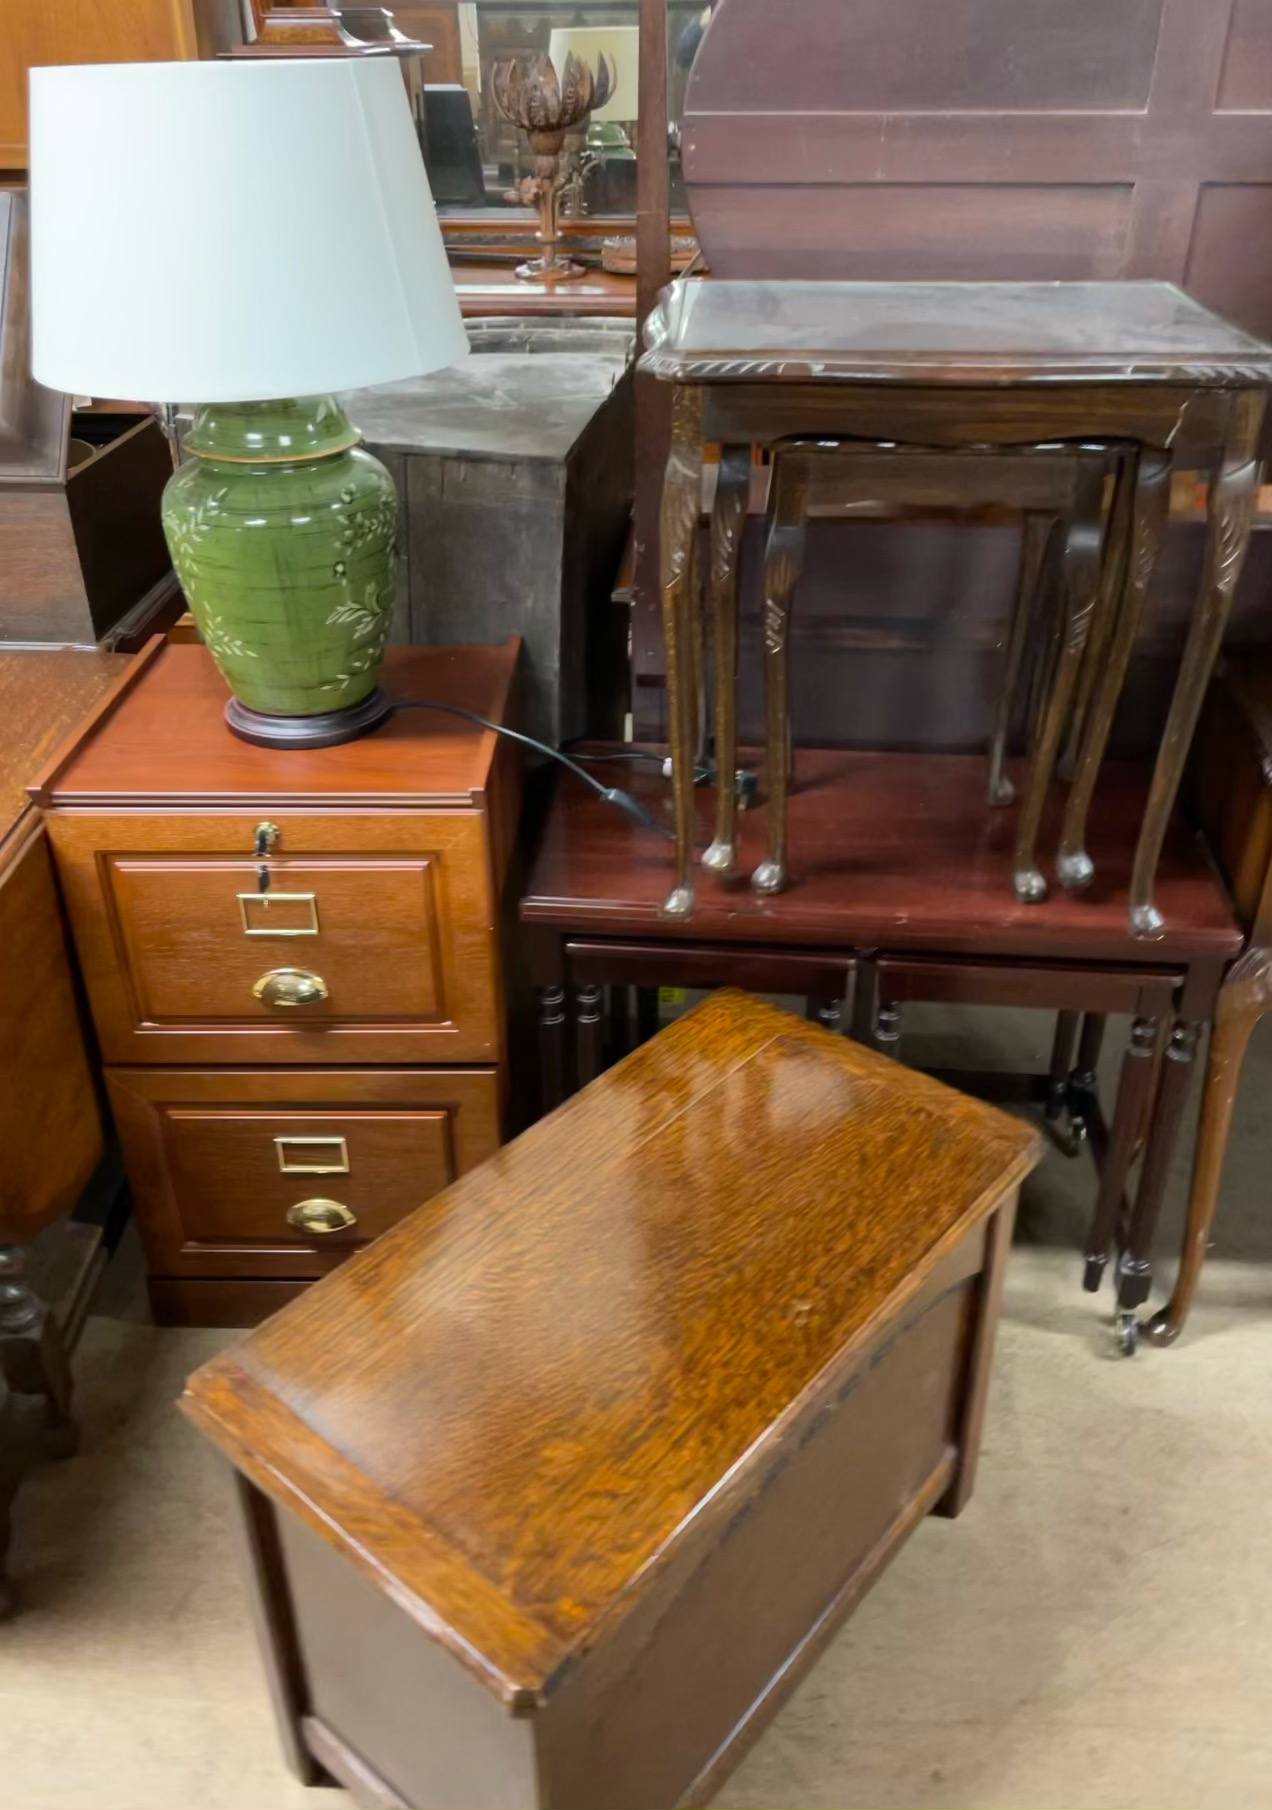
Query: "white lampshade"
548 26 639 121
30 58 469 403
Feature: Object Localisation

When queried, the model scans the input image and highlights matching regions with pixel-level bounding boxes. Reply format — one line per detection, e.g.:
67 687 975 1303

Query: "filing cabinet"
32 637 520 1324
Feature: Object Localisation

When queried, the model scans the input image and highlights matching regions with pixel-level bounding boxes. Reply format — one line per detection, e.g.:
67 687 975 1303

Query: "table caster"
43 1418 79 1462
1115 1310 1141 1356
1044 1111 1087 1159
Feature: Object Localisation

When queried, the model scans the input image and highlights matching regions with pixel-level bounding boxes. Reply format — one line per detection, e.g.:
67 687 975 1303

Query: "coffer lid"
184 990 1039 1707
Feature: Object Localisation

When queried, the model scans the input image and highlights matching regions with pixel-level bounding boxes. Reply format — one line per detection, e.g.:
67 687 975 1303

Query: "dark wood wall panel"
1217 0 1272 107
683 0 1272 331
687 0 1165 112
688 185 1134 282
1185 184 1272 338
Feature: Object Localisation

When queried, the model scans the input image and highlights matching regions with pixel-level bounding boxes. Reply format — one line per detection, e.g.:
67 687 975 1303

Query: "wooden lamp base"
224 687 393 749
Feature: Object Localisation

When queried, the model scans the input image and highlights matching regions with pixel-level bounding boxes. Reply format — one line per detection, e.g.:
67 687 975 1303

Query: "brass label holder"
275 1135 350 1176
238 892 320 936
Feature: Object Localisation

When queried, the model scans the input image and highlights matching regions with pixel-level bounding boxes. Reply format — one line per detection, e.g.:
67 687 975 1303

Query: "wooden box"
0 192 175 647
184 991 1039 1809
345 318 634 747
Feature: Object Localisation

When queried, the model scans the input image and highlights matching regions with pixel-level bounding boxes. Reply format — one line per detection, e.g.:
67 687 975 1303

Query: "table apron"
701 382 1246 460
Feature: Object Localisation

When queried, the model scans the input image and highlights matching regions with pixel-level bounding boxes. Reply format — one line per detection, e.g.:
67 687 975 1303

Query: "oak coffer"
31 636 520 1325
184 991 1040 1810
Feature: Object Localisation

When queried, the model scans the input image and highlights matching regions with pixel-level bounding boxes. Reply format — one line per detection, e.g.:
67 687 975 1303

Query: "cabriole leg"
1058 448 1170 891
1082 1016 1159 1291
1013 457 1105 903
659 384 705 919
1130 394 1265 938
752 453 809 897
703 445 751 879
1058 447 1136 785
1147 950 1272 1345
1114 1021 1201 1349
988 513 1056 807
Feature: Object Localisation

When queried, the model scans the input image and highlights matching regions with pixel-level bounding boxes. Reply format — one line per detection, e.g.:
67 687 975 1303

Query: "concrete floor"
3 1005 1271 1810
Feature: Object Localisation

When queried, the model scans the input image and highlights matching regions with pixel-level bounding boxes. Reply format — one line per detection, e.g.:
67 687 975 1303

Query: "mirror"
394 2 703 257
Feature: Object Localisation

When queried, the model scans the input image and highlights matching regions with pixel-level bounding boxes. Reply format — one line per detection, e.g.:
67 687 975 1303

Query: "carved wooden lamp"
30 58 467 748
490 52 614 280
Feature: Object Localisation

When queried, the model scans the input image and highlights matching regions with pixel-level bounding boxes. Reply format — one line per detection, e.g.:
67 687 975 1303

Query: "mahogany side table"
520 750 1242 1352
640 278 1272 937
185 991 1039 1810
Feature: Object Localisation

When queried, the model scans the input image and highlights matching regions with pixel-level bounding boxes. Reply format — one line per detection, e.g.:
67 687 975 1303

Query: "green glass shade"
162 396 397 720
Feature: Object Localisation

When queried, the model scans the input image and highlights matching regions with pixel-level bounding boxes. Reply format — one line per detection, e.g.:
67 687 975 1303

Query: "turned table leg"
752 453 809 897
1013 454 1106 903
1083 1015 1160 1291
1113 1020 1202 1352
575 984 605 1089
0 1244 76 1460
538 984 567 1113
806 993 845 1035
635 987 660 1045
988 512 1055 807
0 1242 80 1615
703 445 751 880
1146 948 1272 1346
1057 448 1170 890
873 998 903 1059
1043 1010 1087 1155
659 384 705 919
1130 392 1266 938
1045 1010 1082 1123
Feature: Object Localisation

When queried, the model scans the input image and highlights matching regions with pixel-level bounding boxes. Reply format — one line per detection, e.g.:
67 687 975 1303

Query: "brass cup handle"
286 1198 357 1236
253 967 329 1008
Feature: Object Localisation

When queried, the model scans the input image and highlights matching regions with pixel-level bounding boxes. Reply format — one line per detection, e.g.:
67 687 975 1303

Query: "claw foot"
701 839 738 880
1130 902 1165 940
659 883 695 920
1056 848 1095 891
751 858 788 896
1143 1308 1182 1348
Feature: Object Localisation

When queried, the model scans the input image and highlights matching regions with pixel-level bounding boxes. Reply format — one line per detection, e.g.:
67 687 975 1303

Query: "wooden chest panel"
48 809 501 1064
109 1066 501 1279
536 1256 978 1810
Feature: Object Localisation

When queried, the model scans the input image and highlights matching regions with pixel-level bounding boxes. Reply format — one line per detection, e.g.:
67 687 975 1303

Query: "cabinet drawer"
108 1067 501 1279
48 811 502 1064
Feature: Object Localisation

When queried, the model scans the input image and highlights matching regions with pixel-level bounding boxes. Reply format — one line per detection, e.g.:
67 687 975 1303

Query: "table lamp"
30 58 468 747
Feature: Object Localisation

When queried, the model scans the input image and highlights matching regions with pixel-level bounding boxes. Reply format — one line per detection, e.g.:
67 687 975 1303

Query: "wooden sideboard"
0 648 124 1612
31 637 521 1326
0 0 242 169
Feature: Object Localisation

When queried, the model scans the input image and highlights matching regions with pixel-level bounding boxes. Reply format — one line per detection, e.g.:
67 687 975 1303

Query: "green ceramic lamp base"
162 396 399 739
224 687 393 749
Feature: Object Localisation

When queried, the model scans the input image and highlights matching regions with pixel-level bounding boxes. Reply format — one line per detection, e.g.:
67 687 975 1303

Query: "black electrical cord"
388 698 674 839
